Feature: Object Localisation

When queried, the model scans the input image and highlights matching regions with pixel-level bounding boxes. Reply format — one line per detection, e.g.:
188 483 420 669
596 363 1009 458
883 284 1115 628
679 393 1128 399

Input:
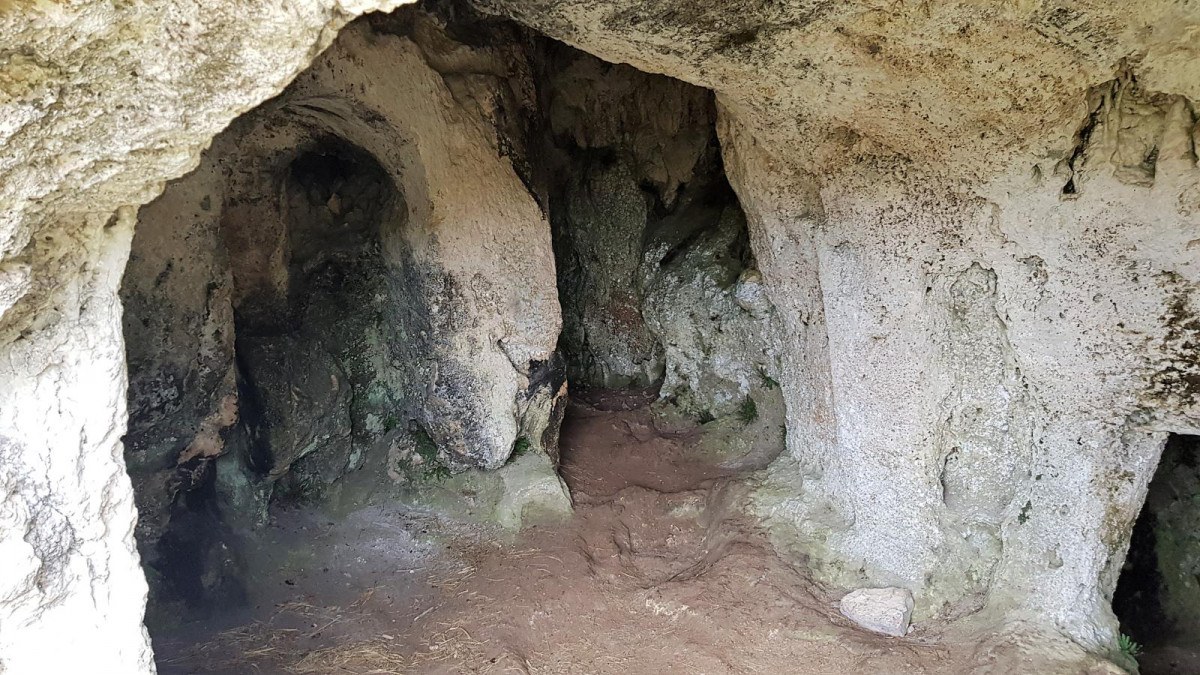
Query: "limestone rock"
0 1 413 671
495 453 574 530
117 10 567 627
839 588 915 637
479 0 1200 656
543 47 716 389
642 204 782 421
3 0 1200 669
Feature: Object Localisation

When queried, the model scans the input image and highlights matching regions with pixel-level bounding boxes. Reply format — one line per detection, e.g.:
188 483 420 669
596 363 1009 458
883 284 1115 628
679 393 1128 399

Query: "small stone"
838 587 914 637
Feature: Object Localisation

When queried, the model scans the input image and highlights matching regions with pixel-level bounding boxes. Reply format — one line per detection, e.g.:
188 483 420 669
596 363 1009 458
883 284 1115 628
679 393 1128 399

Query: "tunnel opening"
1113 433 1200 674
229 136 409 504
534 39 784 478
120 3 791 672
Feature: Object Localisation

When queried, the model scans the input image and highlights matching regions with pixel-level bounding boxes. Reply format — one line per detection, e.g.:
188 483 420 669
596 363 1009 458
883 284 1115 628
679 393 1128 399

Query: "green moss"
382 413 399 433
384 426 453 484
412 428 436 461
412 428 450 482
512 437 532 457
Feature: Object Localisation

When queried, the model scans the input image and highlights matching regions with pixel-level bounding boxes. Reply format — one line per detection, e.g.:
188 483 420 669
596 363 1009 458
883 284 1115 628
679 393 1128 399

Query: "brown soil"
153 393 1125 674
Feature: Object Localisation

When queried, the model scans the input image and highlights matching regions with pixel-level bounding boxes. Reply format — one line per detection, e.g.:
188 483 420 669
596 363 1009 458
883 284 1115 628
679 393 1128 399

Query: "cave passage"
1113 433 1200 674
119 3 792 671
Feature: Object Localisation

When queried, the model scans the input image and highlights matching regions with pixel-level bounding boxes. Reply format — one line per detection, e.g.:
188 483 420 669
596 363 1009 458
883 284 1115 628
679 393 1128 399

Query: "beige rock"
839 587 915 637
2 0 1199 669
0 1 412 672
480 0 1200 656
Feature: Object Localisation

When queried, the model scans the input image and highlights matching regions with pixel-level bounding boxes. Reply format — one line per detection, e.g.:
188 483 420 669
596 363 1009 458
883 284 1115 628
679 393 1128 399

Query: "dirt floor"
153 393 1131 674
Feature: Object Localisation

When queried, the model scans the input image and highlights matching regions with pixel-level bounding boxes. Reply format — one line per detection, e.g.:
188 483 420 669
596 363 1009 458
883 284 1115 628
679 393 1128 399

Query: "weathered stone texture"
476 0 1200 656
118 11 566 621
540 47 782 428
839 587 915 637
3 0 1200 669
0 1 412 671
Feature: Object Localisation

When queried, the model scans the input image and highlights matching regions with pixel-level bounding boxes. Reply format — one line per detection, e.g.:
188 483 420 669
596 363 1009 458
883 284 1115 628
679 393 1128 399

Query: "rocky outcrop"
3 0 1200 670
120 11 566 621
538 47 716 389
539 47 783 429
478 0 1200 658
0 1 412 672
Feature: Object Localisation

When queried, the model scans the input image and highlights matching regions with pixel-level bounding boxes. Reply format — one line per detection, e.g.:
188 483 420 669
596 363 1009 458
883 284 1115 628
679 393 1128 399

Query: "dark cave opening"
120 4 785 664
1113 433 1200 674
231 137 408 503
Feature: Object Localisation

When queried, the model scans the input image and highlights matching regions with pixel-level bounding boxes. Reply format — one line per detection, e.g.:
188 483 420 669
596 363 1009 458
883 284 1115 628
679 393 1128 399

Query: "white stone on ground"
839 587 914 637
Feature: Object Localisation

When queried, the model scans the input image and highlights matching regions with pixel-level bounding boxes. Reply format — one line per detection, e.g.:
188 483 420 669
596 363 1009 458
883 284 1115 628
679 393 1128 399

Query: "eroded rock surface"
477 0 1200 656
0 1 411 672
539 47 783 429
120 10 567 622
3 0 1200 670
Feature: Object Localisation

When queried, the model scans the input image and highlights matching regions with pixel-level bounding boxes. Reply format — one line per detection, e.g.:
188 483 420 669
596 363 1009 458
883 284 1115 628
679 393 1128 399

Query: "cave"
116 6 790 670
1113 433 1200 674
4 0 1200 673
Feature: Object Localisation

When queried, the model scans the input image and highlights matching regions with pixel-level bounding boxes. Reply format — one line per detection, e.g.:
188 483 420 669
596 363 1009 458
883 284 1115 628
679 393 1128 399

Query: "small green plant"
1118 634 1142 662
512 437 532 457
382 413 399 433
403 427 451 483
413 428 439 463
1017 500 1033 524
758 366 779 390
738 396 758 424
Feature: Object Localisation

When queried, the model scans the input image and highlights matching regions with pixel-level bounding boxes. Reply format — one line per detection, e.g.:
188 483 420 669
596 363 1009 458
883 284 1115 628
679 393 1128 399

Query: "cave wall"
477 0 1200 657
1113 434 1200 648
2 0 1200 669
725 77 1200 651
120 10 567 621
0 1 412 672
539 46 783 424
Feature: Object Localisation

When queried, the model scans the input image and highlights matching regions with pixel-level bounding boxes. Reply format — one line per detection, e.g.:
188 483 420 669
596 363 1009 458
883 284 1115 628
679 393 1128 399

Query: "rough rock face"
642 207 782 420
120 10 565 620
3 0 1200 670
477 0 1200 656
0 1 410 672
539 47 714 388
540 47 782 424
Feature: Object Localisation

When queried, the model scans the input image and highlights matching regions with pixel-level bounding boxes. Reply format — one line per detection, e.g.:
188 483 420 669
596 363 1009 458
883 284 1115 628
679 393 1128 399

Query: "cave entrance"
1113 433 1200 673
122 123 412 628
537 41 786 489
120 4 792 672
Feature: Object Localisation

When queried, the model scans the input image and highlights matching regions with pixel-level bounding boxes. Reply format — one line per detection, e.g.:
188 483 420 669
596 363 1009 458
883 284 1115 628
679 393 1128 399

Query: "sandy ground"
153 394 1133 675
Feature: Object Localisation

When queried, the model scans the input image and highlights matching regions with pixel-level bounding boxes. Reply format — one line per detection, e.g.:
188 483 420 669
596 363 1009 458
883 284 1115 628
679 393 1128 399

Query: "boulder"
839 587 915 637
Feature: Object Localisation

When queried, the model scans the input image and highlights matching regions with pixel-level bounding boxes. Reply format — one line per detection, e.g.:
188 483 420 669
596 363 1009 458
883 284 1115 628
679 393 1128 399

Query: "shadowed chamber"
1113 433 1200 674
118 5 782 658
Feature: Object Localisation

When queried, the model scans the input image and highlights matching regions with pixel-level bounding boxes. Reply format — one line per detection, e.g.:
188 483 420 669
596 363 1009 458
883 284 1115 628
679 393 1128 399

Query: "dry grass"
286 639 410 674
